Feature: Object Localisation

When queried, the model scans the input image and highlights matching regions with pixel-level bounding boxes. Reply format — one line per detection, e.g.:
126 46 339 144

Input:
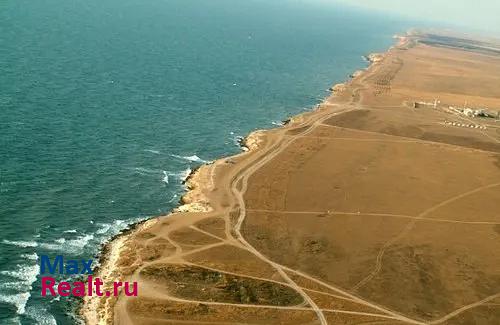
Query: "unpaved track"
352 182 500 292
230 106 357 325
101 37 500 325
247 209 500 225
225 102 430 325
116 98 436 324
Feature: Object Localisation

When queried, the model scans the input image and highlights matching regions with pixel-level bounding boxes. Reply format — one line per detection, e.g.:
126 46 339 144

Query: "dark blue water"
0 0 415 323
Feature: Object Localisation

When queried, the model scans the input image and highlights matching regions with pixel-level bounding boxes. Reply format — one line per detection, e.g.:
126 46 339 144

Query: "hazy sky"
333 0 500 34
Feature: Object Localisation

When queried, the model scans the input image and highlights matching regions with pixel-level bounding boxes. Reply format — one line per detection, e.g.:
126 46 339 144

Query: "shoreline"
80 129 272 324
80 35 402 324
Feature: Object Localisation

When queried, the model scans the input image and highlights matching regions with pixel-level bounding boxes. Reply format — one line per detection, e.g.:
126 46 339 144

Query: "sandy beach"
82 31 500 324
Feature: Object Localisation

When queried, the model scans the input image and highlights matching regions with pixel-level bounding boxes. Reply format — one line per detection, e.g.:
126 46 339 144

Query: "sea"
0 0 417 323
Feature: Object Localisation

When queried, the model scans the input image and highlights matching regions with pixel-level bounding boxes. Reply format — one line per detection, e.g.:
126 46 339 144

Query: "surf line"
39 255 137 297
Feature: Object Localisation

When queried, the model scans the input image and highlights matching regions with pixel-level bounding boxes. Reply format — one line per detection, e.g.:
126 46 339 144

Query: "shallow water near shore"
0 0 416 323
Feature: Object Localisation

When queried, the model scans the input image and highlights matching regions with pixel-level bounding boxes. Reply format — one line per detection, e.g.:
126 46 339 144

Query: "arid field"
83 33 500 325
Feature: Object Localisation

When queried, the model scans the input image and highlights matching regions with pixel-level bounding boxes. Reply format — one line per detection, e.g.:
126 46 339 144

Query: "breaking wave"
0 293 31 315
2 240 38 248
95 217 143 239
20 253 38 260
144 149 161 154
2 317 21 325
133 167 162 175
51 234 95 255
1 237 93 253
178 168 192 183
25 305 57 325
0 254 39 315
158 169 192 184
171 154 206 163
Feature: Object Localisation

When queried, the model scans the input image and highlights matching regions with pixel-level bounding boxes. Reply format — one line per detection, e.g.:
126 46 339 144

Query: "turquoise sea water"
0 0 415 323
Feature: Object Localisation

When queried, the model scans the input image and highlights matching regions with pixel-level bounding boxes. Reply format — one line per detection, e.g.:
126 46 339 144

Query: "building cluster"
462 108 499 119
447 106 499 119
413 99 499 120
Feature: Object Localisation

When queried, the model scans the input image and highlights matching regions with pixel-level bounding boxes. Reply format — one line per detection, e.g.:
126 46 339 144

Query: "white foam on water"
233 135 244 147
0 293 30 314
179 168 192 183
171 154 206 163
63 229 77 233
144 149 161 154
133 165 197 186
38 242 61 251
0 271 23 280
0 256 39 315
38 233 94 254
3 293 30 315
20 253 38 260
2 240 38 248
2 317 21 325
162 171 169 184
55 238 66 244
133 167 162 175
0 263 39 284
161 169 193 184
168 194 178 203
0 282 24 290
95 217 143 240
96 223 111 235
25 305 57 325
64 234 94 254
271 121 284 126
